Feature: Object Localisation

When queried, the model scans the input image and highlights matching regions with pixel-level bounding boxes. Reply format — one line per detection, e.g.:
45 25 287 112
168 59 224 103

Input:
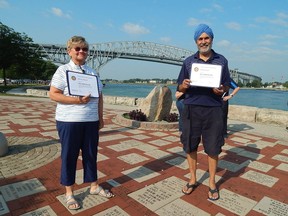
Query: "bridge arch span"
36 41 261 83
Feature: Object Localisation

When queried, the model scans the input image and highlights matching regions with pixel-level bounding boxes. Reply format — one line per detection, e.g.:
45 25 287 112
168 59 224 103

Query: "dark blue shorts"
181 105 224 155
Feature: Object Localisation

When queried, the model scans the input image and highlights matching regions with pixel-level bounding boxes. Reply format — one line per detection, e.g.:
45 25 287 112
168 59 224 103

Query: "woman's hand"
78 94 91 104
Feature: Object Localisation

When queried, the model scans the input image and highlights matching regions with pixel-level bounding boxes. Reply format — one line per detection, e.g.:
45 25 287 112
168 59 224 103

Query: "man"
177 24 231 201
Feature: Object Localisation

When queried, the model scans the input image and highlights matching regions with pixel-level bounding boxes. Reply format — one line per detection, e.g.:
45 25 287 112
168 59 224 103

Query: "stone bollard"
0 132 8 156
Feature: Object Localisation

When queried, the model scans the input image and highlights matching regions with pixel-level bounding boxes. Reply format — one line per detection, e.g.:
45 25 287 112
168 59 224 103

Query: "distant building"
230 69 262 85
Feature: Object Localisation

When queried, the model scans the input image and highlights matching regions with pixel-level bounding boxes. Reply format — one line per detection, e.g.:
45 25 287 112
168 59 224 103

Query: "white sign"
66 70 99 98
190 63 222 88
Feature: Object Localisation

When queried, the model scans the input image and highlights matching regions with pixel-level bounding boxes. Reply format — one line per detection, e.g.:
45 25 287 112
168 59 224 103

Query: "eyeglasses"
74 47 89 52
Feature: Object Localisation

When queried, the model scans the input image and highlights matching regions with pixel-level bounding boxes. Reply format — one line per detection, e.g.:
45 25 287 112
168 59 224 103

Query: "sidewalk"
0 95 287 216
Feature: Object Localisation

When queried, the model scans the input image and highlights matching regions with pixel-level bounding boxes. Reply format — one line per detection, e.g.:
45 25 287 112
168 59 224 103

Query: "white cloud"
160 37 171 43
122 23 150 35
212 4 224 12
200 3 223 13
261 34 281 40
51 7 71 19
83 22 97 30
225 22 241 31
0 0 9 8
255 12 288 27
258 40 274 46
187 18 209 27
216 40 231 47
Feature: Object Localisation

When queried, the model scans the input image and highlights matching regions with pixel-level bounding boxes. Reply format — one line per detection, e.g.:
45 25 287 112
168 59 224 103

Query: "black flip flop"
182 182 198 195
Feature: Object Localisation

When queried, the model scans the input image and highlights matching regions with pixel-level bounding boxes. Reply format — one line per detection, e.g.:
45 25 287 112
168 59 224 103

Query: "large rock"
139 85 172 121
0 132 8 157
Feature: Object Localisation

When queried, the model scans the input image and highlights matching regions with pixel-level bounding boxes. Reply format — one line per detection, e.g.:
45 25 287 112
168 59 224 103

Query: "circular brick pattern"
0 136 61 178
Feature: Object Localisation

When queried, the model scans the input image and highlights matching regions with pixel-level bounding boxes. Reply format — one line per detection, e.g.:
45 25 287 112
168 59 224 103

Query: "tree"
0 22 43 86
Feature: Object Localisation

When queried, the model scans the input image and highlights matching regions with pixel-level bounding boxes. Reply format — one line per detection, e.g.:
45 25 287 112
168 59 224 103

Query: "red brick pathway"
0 96 287 216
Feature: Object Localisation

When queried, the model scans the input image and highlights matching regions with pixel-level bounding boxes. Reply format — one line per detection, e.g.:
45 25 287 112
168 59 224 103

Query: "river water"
102 83 288 111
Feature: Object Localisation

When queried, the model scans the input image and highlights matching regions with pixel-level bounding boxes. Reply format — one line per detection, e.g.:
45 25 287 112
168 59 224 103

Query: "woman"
49 36 113 210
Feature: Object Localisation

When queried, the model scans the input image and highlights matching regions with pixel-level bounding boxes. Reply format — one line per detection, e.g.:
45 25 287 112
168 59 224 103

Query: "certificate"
66 70 99 98
190 63 222 88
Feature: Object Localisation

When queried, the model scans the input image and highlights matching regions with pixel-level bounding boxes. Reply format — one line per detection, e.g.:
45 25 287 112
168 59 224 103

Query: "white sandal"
90 186 114 198
66 195 81 210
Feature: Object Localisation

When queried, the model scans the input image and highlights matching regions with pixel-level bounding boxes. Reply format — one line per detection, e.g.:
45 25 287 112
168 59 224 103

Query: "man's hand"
212 85 225 96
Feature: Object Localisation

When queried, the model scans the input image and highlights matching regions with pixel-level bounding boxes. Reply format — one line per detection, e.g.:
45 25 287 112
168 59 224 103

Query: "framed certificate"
66 70 100 98
190 63 222 88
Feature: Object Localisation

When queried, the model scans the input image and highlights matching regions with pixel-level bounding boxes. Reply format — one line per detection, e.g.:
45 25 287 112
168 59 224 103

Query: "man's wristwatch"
230 94 234 97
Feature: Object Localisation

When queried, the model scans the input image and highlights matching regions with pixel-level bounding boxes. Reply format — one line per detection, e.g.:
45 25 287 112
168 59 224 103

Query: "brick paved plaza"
0 96 287 216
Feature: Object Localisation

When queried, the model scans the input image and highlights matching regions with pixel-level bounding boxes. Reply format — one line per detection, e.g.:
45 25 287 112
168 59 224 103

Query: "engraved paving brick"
94 205 130 216
210 188 257 216
20 206 57 216
0 178 46 201
240 170 279 187
253 196 288 216
122 166 160 183
128 176 186 212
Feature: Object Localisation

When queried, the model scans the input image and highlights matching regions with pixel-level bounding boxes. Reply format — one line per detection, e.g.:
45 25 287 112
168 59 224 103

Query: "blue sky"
1 0 288 83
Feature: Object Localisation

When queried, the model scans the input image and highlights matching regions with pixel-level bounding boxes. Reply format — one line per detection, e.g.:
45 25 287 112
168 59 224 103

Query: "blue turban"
194 24 214 41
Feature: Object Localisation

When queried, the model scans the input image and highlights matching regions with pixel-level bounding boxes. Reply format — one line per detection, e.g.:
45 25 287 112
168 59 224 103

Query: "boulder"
139 85 172 121
0 132 8 157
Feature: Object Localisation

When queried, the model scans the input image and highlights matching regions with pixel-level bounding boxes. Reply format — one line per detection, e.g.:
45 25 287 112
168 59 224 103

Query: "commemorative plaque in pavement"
121 166 160 182
128 176 186 212
94 205 130 216
148 139 171 146
237 150 264 160
253 196 288 216
240 170 278 187
144 149 172 159
162 135 180 142
108 140 145 152
100 134 128 142
167 146 186 157
107 179 121 187
149 131 169 137
210 188 257 216
276 163 288 172
255 140 277 148
0 195 9 215
130 134 151 140
155 198 210 216
165 156 188 170
118 153 149 165
248 161 273 172
135 143 158 152
0 178 46 201
272 154 288 163
236 133 262 141
230 137 251 144
20 206 57 216
218 159 250 172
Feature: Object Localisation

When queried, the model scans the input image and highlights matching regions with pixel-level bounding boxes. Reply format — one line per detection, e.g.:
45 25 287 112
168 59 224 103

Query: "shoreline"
5 87 288 128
